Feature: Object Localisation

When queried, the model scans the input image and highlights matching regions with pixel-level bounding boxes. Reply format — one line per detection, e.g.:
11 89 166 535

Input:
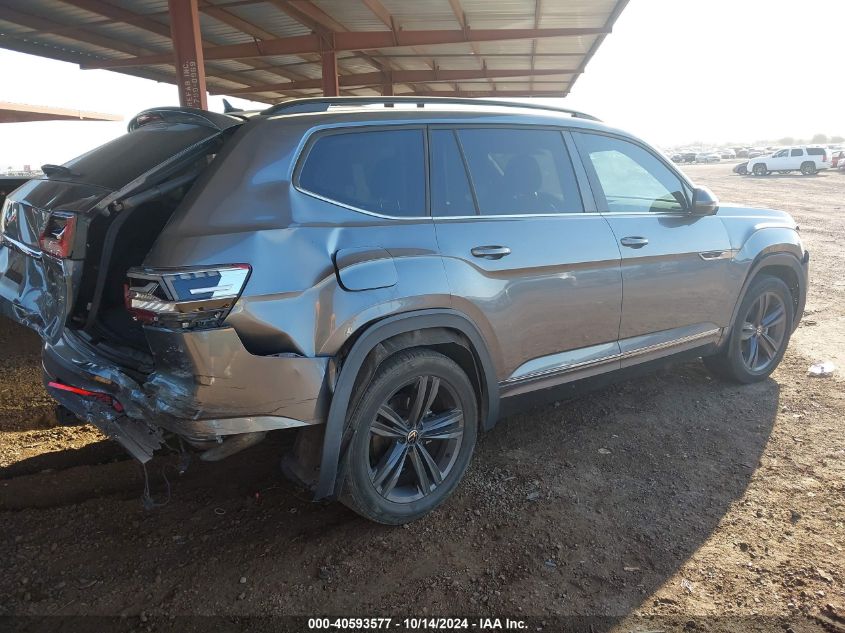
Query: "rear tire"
800 161 816 175
704 275 793 383
341 349 478 525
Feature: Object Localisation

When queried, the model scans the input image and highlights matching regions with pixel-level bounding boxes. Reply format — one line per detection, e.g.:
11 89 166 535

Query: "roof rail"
260 96 601 121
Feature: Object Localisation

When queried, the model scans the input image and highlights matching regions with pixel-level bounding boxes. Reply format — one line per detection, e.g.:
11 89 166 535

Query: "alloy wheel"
739 291 788 372
367 375 464 503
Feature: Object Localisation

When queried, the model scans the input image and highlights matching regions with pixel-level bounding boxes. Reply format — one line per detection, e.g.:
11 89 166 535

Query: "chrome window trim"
292 187 432 222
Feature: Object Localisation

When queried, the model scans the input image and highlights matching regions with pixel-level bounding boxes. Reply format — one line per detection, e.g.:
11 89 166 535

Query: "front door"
429 126 623 386
572 131 734 361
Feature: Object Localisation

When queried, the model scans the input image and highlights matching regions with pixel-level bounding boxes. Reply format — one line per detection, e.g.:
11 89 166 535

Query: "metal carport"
0 0 628 108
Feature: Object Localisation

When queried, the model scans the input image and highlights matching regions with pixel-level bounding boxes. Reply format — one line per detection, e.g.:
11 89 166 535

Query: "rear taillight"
39 212 77 258
47 381 124 413
124 264 251 330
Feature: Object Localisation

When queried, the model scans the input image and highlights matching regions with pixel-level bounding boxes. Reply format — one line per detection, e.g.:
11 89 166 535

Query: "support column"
381 82 394 96
321 50 339 97
168 0 207 109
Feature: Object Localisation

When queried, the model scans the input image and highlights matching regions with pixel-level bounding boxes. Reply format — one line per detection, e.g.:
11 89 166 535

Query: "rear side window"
790 149 804 157
430 129 476 216
455 128 583 215
575 132 688 213
298 128 425 217
807 148 825 156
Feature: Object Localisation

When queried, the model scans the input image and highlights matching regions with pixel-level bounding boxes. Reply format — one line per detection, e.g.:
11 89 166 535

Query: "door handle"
620 236 649 249
471 245 512 260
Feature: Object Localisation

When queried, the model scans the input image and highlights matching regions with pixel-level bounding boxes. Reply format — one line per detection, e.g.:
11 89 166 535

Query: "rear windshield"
59 123 217 190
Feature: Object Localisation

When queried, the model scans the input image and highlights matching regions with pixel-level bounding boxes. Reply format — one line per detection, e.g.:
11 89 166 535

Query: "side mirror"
691 186 719 215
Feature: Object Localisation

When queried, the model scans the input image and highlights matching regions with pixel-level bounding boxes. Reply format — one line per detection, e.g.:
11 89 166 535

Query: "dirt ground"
1 163 843 632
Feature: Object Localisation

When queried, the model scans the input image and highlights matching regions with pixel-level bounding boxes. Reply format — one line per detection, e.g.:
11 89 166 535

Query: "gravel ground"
1 163 843 632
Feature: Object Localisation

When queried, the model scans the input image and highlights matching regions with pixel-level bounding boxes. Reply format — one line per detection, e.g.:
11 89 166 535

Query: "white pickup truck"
746 146 831 176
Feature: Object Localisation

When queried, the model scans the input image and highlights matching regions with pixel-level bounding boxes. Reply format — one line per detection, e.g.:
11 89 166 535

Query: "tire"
800 161 816 175
704 275 794 383
752 163 768 176
341 349 478 525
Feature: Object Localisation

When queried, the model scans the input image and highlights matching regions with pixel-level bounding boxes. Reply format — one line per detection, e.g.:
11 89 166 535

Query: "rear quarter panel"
144 117 453 359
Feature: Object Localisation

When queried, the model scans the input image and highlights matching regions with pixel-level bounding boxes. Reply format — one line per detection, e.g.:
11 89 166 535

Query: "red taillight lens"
47 381 124 413
39 212 77 258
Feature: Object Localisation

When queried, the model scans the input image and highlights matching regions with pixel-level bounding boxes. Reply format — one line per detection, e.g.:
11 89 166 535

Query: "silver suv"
0 97 808 524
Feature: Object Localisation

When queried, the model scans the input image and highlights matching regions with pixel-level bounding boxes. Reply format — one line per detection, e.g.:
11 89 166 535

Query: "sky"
0 0 843 169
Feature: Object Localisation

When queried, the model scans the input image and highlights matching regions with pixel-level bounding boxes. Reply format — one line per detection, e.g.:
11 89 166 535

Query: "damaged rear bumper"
42 325 330 461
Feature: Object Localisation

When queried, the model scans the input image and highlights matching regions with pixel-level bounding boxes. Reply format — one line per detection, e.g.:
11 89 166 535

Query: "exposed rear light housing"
47 381 124 413
125 264 251 330
39 211 78 258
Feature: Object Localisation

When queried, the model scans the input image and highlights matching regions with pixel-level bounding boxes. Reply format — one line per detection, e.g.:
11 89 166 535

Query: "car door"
769 149 789 170
430 126 623 390
572 131 733 364
788 148 805 169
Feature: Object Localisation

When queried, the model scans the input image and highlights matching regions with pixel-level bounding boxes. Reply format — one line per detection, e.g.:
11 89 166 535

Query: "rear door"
572 131 733 360
430 126 623 388
0 110 238 342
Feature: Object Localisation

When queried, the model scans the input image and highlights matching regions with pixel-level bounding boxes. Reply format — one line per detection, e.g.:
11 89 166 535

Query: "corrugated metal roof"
0 0 629 102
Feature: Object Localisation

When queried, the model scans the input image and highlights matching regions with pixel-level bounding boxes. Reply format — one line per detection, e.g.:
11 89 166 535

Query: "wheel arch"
725 250 808 343
314 309 500 500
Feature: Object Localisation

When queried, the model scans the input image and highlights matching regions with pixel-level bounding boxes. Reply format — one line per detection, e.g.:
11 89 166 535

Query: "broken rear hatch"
0 107 241 345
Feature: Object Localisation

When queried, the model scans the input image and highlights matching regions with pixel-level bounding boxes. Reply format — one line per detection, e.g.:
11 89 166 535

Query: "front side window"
455 128 584 215
774 149 788 158
575 132 688 213
298 128 425 217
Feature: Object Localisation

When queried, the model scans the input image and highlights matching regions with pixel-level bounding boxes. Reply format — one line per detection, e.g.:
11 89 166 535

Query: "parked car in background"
748 149 767 158
696 151 721 163
737 149 750 158
0 176 30 208
720 149 737 159
830 150 844 168
0 97 809 524
672 151 697 163
746 146 831 176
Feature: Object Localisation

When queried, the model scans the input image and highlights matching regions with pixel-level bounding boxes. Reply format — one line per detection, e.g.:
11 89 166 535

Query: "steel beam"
395 89 565 97
168 0 207 109
81 27 608 69
321 49 339 97
213 67 573 95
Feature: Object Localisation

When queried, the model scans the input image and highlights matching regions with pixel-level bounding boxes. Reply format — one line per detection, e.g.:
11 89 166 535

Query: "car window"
807 148 825 156
430 129 476 216
298 128 425 217
575 133 688 213
790 149 803 157
774 150 788 158
455 128 583 215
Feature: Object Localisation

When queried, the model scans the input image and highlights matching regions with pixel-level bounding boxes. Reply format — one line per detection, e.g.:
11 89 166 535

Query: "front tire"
704 275 794 383
341 349 478 524
753 163 768 176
